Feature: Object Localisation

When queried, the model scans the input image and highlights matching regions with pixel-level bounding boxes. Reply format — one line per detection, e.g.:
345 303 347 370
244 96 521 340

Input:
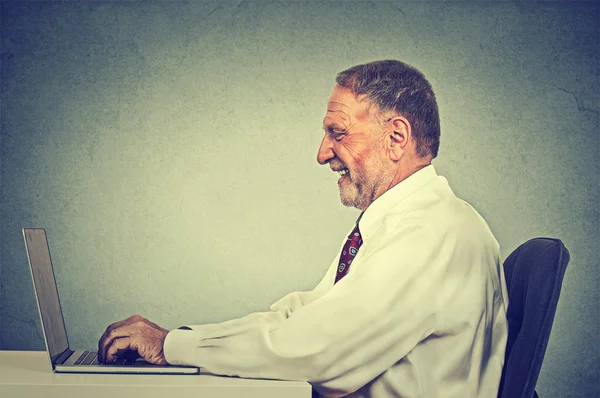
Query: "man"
99 60 509 398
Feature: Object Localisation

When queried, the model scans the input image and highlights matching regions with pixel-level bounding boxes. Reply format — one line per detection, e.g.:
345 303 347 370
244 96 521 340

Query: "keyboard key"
81 352 97 365
74 351 89 365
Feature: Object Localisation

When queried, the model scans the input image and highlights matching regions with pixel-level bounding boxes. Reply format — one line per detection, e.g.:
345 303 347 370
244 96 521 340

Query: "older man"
99 60 508 398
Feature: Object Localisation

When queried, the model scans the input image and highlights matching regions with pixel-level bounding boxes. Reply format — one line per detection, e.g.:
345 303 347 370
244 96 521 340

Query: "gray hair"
336 60 440 158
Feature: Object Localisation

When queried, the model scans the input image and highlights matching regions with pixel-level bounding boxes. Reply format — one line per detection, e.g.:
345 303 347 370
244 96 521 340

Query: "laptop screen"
23 228 69 362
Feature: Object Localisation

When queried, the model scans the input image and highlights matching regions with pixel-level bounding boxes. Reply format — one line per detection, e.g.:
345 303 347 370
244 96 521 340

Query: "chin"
339 179 369 209
339 190 360 209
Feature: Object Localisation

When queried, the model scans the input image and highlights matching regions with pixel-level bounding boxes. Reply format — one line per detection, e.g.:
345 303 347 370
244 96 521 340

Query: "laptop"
22 227 199 374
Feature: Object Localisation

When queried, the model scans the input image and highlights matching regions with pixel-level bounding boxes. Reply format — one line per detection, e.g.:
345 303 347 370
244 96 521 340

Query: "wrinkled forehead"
323 85 373 124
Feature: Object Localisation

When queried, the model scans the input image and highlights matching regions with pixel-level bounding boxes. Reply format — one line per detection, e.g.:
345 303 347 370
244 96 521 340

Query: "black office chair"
498 238 570 398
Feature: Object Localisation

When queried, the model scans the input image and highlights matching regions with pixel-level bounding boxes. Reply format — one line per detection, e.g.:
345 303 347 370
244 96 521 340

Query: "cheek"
348 149 371 178
339 138 366 162
335 136 377 172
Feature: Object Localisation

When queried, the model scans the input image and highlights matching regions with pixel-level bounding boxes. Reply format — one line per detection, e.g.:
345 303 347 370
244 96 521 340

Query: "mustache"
329 159 347 172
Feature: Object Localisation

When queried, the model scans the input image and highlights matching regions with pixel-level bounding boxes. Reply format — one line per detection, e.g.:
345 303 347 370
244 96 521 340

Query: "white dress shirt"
164 165 509 398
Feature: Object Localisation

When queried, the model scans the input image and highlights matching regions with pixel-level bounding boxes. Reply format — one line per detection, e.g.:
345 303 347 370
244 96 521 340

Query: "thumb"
130 332 168 365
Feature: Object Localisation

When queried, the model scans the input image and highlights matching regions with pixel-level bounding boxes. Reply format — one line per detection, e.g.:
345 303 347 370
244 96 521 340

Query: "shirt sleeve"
164 222 456 397
166 259 339 336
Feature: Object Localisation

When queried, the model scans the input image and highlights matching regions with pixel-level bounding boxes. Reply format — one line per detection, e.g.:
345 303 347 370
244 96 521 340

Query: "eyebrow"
322 120 346 131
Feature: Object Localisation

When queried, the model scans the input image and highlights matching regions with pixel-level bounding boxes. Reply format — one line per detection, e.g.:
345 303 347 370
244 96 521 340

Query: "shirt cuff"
163 328 199 366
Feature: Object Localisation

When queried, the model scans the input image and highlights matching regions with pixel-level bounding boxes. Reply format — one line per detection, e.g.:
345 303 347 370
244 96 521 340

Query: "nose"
317 133 335 165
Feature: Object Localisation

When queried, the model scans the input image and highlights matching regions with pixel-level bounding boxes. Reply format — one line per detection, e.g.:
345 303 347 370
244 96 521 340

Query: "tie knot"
348 225 362 245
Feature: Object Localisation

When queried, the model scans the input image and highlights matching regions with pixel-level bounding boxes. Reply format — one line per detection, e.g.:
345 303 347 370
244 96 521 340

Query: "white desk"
0 351 312 398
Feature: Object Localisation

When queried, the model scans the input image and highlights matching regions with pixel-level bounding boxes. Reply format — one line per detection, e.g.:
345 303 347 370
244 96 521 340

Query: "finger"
98 315 144 362
98 320 128 361
127 324 168 366
99 327 131 363
129 338 168 366
105 336 133 363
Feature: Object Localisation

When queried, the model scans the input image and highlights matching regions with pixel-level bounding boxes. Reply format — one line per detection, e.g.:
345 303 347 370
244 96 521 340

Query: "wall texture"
1 1 598 396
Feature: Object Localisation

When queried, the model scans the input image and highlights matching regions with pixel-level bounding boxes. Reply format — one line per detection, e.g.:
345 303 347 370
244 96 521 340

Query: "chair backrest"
498 238 570 398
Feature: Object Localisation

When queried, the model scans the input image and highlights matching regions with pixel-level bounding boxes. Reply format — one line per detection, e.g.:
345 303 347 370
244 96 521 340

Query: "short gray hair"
336 60 440 158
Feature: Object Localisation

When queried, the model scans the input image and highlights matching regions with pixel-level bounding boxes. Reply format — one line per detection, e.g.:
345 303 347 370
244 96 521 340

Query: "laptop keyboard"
74 351 99 365
73 350 140 366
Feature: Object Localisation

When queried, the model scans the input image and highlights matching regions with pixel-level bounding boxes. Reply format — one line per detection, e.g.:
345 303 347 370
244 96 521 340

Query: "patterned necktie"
335 224 363 284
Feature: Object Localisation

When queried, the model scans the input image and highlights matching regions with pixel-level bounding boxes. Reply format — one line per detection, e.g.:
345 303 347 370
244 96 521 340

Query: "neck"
388 157 431 188
362 156 431 210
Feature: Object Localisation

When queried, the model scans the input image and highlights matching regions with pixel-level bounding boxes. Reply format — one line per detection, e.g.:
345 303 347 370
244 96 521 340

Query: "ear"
387 116 411 161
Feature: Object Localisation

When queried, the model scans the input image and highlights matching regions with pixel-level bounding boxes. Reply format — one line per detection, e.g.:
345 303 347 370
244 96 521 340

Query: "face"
317 85 390 210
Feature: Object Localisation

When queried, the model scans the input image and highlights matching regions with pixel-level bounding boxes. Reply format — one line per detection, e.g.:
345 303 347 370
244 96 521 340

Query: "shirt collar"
358 164 438 242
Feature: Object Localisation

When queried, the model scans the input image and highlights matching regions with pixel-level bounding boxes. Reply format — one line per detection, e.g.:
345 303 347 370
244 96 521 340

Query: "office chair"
498 238 570 398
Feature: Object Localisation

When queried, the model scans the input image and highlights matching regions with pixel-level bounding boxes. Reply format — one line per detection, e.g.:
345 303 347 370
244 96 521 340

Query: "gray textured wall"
1 1 598 396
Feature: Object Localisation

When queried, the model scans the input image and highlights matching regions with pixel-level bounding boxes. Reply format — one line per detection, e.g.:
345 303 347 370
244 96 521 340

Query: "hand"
98 314 169 365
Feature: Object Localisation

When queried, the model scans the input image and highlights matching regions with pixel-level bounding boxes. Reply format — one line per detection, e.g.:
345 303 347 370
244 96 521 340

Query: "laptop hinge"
54 348 74 365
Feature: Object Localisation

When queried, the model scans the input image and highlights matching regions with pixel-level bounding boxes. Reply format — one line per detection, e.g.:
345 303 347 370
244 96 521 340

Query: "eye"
329 128 346 141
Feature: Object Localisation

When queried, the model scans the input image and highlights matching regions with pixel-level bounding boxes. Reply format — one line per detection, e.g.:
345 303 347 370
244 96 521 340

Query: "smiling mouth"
334 168 349 177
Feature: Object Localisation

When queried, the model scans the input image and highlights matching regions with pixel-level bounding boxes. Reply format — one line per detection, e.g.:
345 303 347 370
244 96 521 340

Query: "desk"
0 351 312 398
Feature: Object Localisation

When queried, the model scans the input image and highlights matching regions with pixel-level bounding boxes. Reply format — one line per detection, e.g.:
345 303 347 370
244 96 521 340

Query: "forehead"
323 85 373 125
